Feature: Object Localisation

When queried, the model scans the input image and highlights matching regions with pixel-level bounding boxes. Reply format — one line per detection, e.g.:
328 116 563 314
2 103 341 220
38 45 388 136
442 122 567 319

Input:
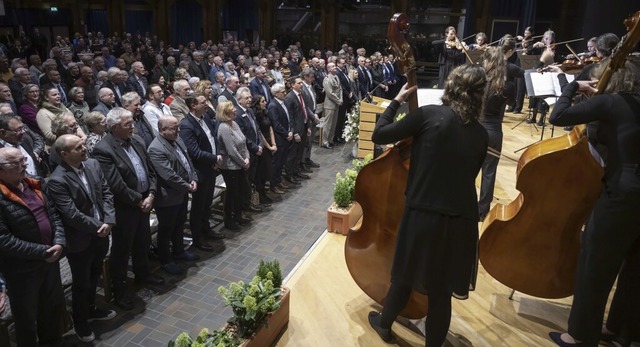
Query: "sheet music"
525 71 575 97
417 88 444 106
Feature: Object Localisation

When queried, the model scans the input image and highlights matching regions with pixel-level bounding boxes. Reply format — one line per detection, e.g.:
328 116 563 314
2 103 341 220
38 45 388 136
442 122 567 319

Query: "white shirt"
142 101 173 132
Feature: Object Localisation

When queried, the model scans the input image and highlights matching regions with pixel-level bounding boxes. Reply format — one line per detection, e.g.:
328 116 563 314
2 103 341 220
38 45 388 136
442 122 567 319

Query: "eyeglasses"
4 126 27 134
67 125 79 133
0 157 28 166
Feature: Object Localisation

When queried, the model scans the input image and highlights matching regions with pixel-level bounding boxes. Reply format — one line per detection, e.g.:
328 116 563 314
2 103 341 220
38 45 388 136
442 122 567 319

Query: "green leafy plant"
333 154 374 208
169 261 285 346
218 274 281 338
168 328 240 347
257 259 283 288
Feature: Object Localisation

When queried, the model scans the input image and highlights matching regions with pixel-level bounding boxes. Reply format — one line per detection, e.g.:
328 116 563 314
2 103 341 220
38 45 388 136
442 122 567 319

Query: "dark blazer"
267 99 290 145
188 60 208 80
126 74 149 101
147 135 198 208
178 112 220 177
8 77 27 105
312 67 326 104
357 66 372 99
92 133 157 207
102 80 129 106
45 159 116 253
249 77 271 103
284 90 307 136
235 106 262 155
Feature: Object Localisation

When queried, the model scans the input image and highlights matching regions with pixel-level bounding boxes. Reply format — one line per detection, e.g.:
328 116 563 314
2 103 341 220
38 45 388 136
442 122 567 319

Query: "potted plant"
168 260 290 347
327 155 372 235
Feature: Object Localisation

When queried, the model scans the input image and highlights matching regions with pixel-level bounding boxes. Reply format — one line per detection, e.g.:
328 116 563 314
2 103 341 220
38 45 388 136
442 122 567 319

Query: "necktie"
56 84 67 104
138 77 146 96
298 93 307 122
262 82 270 103
175 144 192 178
306 85 316 111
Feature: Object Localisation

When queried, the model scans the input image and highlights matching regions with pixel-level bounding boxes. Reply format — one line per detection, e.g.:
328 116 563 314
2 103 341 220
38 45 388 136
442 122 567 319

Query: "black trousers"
111 205 151 294
190 172 216 244
514 77 526 111
221 169 245 222
4 262 66 347
334 101 348 142
478 124 503 220
255 149 272 194
155 196 188 264
285 136 305 177
271 139 290 186
568 188 640 344
66 237 109 329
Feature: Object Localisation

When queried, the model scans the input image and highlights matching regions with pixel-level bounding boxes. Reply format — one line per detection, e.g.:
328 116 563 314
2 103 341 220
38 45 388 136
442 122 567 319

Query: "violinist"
548 57 640 347
432 26 468 88
511 27 540 114
478 37 524 220
526 30 558 126
517 26 541 55
367 64 488 346
469 32 488 51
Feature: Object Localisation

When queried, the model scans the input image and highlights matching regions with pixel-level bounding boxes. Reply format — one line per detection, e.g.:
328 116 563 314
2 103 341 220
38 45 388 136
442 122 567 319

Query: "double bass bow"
478 11 640 299
344 13 427 319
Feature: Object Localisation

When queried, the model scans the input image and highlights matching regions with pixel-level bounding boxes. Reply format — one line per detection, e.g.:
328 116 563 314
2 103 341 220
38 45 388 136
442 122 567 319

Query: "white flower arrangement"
342 103 361 143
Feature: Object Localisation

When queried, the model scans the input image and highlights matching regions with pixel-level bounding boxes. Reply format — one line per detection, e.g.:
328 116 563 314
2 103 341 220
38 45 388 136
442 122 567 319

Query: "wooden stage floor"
276 111 628 347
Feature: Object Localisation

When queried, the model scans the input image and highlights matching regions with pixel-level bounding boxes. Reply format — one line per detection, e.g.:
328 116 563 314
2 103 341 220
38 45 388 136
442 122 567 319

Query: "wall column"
257 0 276 43
319 1 338 50
106 0 125 36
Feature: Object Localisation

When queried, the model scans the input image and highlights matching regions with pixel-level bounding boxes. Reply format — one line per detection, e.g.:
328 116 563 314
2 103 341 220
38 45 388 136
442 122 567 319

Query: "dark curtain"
522 0 536 33
222 0 258 41
170 0 202 46
463 0 474 38
85 9 109 36
125 10 153 36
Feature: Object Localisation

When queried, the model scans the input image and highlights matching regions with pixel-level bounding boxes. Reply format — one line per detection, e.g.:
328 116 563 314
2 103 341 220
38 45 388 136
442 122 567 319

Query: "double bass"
479 11 640 299
344 13 428 319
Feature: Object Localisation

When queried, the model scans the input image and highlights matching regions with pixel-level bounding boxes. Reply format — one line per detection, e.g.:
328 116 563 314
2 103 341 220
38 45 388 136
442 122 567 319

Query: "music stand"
467 50 484 64
514 70 558 153
511 54 541 131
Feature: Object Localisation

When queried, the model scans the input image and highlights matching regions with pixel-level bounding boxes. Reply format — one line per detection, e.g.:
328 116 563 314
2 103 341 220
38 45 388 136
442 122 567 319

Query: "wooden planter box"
327 202 363 235
239 287 290 347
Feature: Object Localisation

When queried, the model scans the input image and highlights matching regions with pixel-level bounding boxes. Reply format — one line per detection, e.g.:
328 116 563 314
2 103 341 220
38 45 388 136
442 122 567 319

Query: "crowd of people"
0 27 410 345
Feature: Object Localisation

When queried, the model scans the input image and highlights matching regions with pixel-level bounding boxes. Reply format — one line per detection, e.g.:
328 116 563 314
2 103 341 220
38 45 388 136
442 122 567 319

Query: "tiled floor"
65 142 356 346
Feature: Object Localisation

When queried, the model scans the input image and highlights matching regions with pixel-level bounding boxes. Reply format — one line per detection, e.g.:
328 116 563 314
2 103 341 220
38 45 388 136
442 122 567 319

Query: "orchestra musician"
367 64 488 346
478 37 524 221
432 26 468 88
510 27 540 114
469 32 488 51
547 57 640 347
526 30 558 126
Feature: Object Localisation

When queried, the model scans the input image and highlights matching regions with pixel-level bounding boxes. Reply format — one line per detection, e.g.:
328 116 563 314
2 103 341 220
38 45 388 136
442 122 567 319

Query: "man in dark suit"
125 62 149 103
356 56 372 101
0 114 45 178
267 83 294 193
188 51 208 80
44 69 69 106
335 57 353 144
300 67 321 170
0 147 66 347
103 67 129 106
283 77 310 184
234 87 264 213
249 66 272 104
46 134 116 342
8 67 31 105
179 95 226 250
148 115 200 274
92 107 164 311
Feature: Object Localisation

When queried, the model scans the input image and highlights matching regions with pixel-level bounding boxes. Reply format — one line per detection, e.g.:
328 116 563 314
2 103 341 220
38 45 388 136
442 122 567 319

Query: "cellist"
367 64 488 346
548 57 640 347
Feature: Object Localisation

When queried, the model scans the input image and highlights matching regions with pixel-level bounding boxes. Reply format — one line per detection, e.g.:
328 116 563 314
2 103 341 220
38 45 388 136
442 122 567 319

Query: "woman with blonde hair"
37 86 86 145
216 100 251 231
194 80 216 119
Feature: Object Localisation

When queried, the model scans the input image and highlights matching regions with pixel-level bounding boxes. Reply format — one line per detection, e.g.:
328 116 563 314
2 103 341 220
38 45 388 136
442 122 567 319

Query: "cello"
479 11 640 299
344 13 428 319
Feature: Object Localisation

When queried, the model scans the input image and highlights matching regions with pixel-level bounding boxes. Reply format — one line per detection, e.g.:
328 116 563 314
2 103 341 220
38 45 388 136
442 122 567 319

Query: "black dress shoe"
225 222 241 230
139 274 165 286
299 165 313 173
368 311 395 343
513 110 522 114
321 143 333 149
285 176 301 185
245 205 263 213
306 160 320 168
204 231 226 240
193 242 215 252
536 120 545 127
295 173 310 179
564 126 574 131
526 118 536 124
114 295 135 311
549 332 584 346
234 217 252 225
259 194 274 204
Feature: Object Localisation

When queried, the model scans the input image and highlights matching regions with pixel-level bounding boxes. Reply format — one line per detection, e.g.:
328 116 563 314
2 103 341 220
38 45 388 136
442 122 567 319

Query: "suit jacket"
284 90 308 136
235 106 262 156
92 100 114 116
313 67 326 103
92 133 157 208
357 66 372 99
8 77 27 105
249 77 271 103
267 99 291 145
217 89 239 108
322 74 343 110
126 74 149 101
178 112 220 178
147 135 198 208
169 95 189 123
45 159 115 253
188 60 208 80
102 80 129 106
